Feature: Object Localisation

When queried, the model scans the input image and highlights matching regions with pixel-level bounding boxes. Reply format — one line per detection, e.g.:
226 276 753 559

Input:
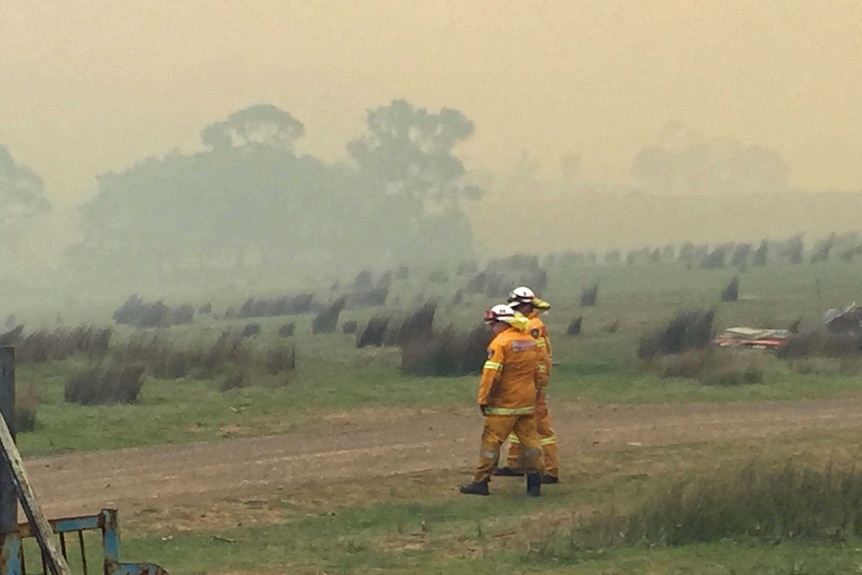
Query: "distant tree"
752 240 769 266
631 131 789 195
348 99 482 208
347 99 481 263
200 104 305 151
71 105 356 275
70 100 481 280
0 146 50 256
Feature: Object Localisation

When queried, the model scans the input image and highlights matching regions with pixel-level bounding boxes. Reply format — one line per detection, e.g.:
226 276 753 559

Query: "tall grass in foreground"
576 461 862 548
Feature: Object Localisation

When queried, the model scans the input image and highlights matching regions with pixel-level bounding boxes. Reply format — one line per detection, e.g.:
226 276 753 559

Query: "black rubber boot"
542 474 559 484
526 473 542 497
459 480 490 496
494 466 525 477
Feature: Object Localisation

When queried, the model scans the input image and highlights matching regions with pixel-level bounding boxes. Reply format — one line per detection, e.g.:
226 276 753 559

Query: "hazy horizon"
3 1 862 261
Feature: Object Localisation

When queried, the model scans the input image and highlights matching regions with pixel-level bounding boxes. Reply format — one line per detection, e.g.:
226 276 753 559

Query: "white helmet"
507 286 551 310
507 286 536 307
484 304 517 324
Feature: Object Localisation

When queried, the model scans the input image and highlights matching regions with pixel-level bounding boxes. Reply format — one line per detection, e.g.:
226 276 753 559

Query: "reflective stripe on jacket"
527 313 552 384
478 326 541 411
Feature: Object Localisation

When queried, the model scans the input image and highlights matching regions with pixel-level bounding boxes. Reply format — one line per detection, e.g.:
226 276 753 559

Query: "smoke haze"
1 1 861 291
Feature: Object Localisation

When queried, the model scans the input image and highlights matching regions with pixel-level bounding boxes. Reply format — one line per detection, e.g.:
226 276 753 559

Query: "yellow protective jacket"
527 312 552 384
477 325 543 415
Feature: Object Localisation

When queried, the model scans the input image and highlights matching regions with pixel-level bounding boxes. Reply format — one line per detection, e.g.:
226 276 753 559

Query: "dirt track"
24 396 862 518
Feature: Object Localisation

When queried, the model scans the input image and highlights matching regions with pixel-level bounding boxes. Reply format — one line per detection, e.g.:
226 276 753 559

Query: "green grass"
8 257 862 573
109 429 862 575
12 260 862 455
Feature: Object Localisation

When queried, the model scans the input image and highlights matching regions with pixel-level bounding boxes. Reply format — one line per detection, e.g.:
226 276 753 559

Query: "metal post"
0 345 22 575
0 347 15 531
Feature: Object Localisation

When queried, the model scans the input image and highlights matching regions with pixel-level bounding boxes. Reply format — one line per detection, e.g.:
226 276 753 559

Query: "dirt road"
24 396 862 518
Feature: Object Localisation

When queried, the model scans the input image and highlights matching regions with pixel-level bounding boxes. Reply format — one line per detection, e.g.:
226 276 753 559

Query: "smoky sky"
2 0 861 259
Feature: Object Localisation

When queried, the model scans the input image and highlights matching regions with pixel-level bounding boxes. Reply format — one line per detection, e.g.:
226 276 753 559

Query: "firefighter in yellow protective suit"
459 304 546 497
495 286 560 484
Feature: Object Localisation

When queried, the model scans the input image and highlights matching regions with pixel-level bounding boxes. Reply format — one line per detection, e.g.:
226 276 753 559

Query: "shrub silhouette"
239 294 315 318
638 309 715 360
241 323 261 338
342 320 358 334
15 386 40 433
810 233 835 263
357 316 391 348
397 301 437 346
580 284 598 306
730 244 752 268
700 244 730 269
64 365 146 405
312 296 347 334
352 269 374 291
400 324 489 377
0 324 23 346
777 330 862 359
752 240 769 266
350 287 389 307
721 276 739 303
265 345 296 375
14 325 112 363
113 295 194 328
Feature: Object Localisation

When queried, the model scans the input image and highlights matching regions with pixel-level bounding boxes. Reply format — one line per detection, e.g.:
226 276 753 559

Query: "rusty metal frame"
16 509 168 575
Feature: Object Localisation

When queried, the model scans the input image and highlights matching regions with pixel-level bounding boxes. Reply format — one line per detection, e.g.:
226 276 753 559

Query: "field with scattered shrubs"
5 232 862 574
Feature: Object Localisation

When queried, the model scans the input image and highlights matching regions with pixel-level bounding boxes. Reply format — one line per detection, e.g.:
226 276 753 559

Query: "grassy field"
8 256 862 574
115 428 862 575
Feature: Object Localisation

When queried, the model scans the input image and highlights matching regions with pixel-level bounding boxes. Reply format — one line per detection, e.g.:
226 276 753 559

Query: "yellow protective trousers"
505 391 558 477
474 413 543 483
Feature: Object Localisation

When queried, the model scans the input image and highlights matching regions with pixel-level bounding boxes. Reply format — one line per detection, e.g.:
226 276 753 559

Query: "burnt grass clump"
389 300 489 376
752 240 769 266
3 325 113 363
342 320 358 335
566 316 582 336
397 302 437 346
730 243 752 268
116 330 256 380
312 296 347 334
113 295 196 328
465 254 548 298
637 309 715 361
777 330 862 359
265 345 296 375
661 348 764 386
699 244 732 269
15 386 40 433
0 324 23 345
356 316 391 348
350 287 389 307
241 323 261 338
400 324 489 377
64 364 147 405
720 276 739 303
580 284 598 306
239 294 315 318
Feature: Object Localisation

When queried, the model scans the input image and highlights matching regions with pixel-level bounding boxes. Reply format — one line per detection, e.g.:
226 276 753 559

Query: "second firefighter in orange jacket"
496 286 560 483
459 304 546 497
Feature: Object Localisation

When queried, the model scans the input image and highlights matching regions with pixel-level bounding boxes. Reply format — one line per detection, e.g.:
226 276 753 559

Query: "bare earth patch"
24 396 862 533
